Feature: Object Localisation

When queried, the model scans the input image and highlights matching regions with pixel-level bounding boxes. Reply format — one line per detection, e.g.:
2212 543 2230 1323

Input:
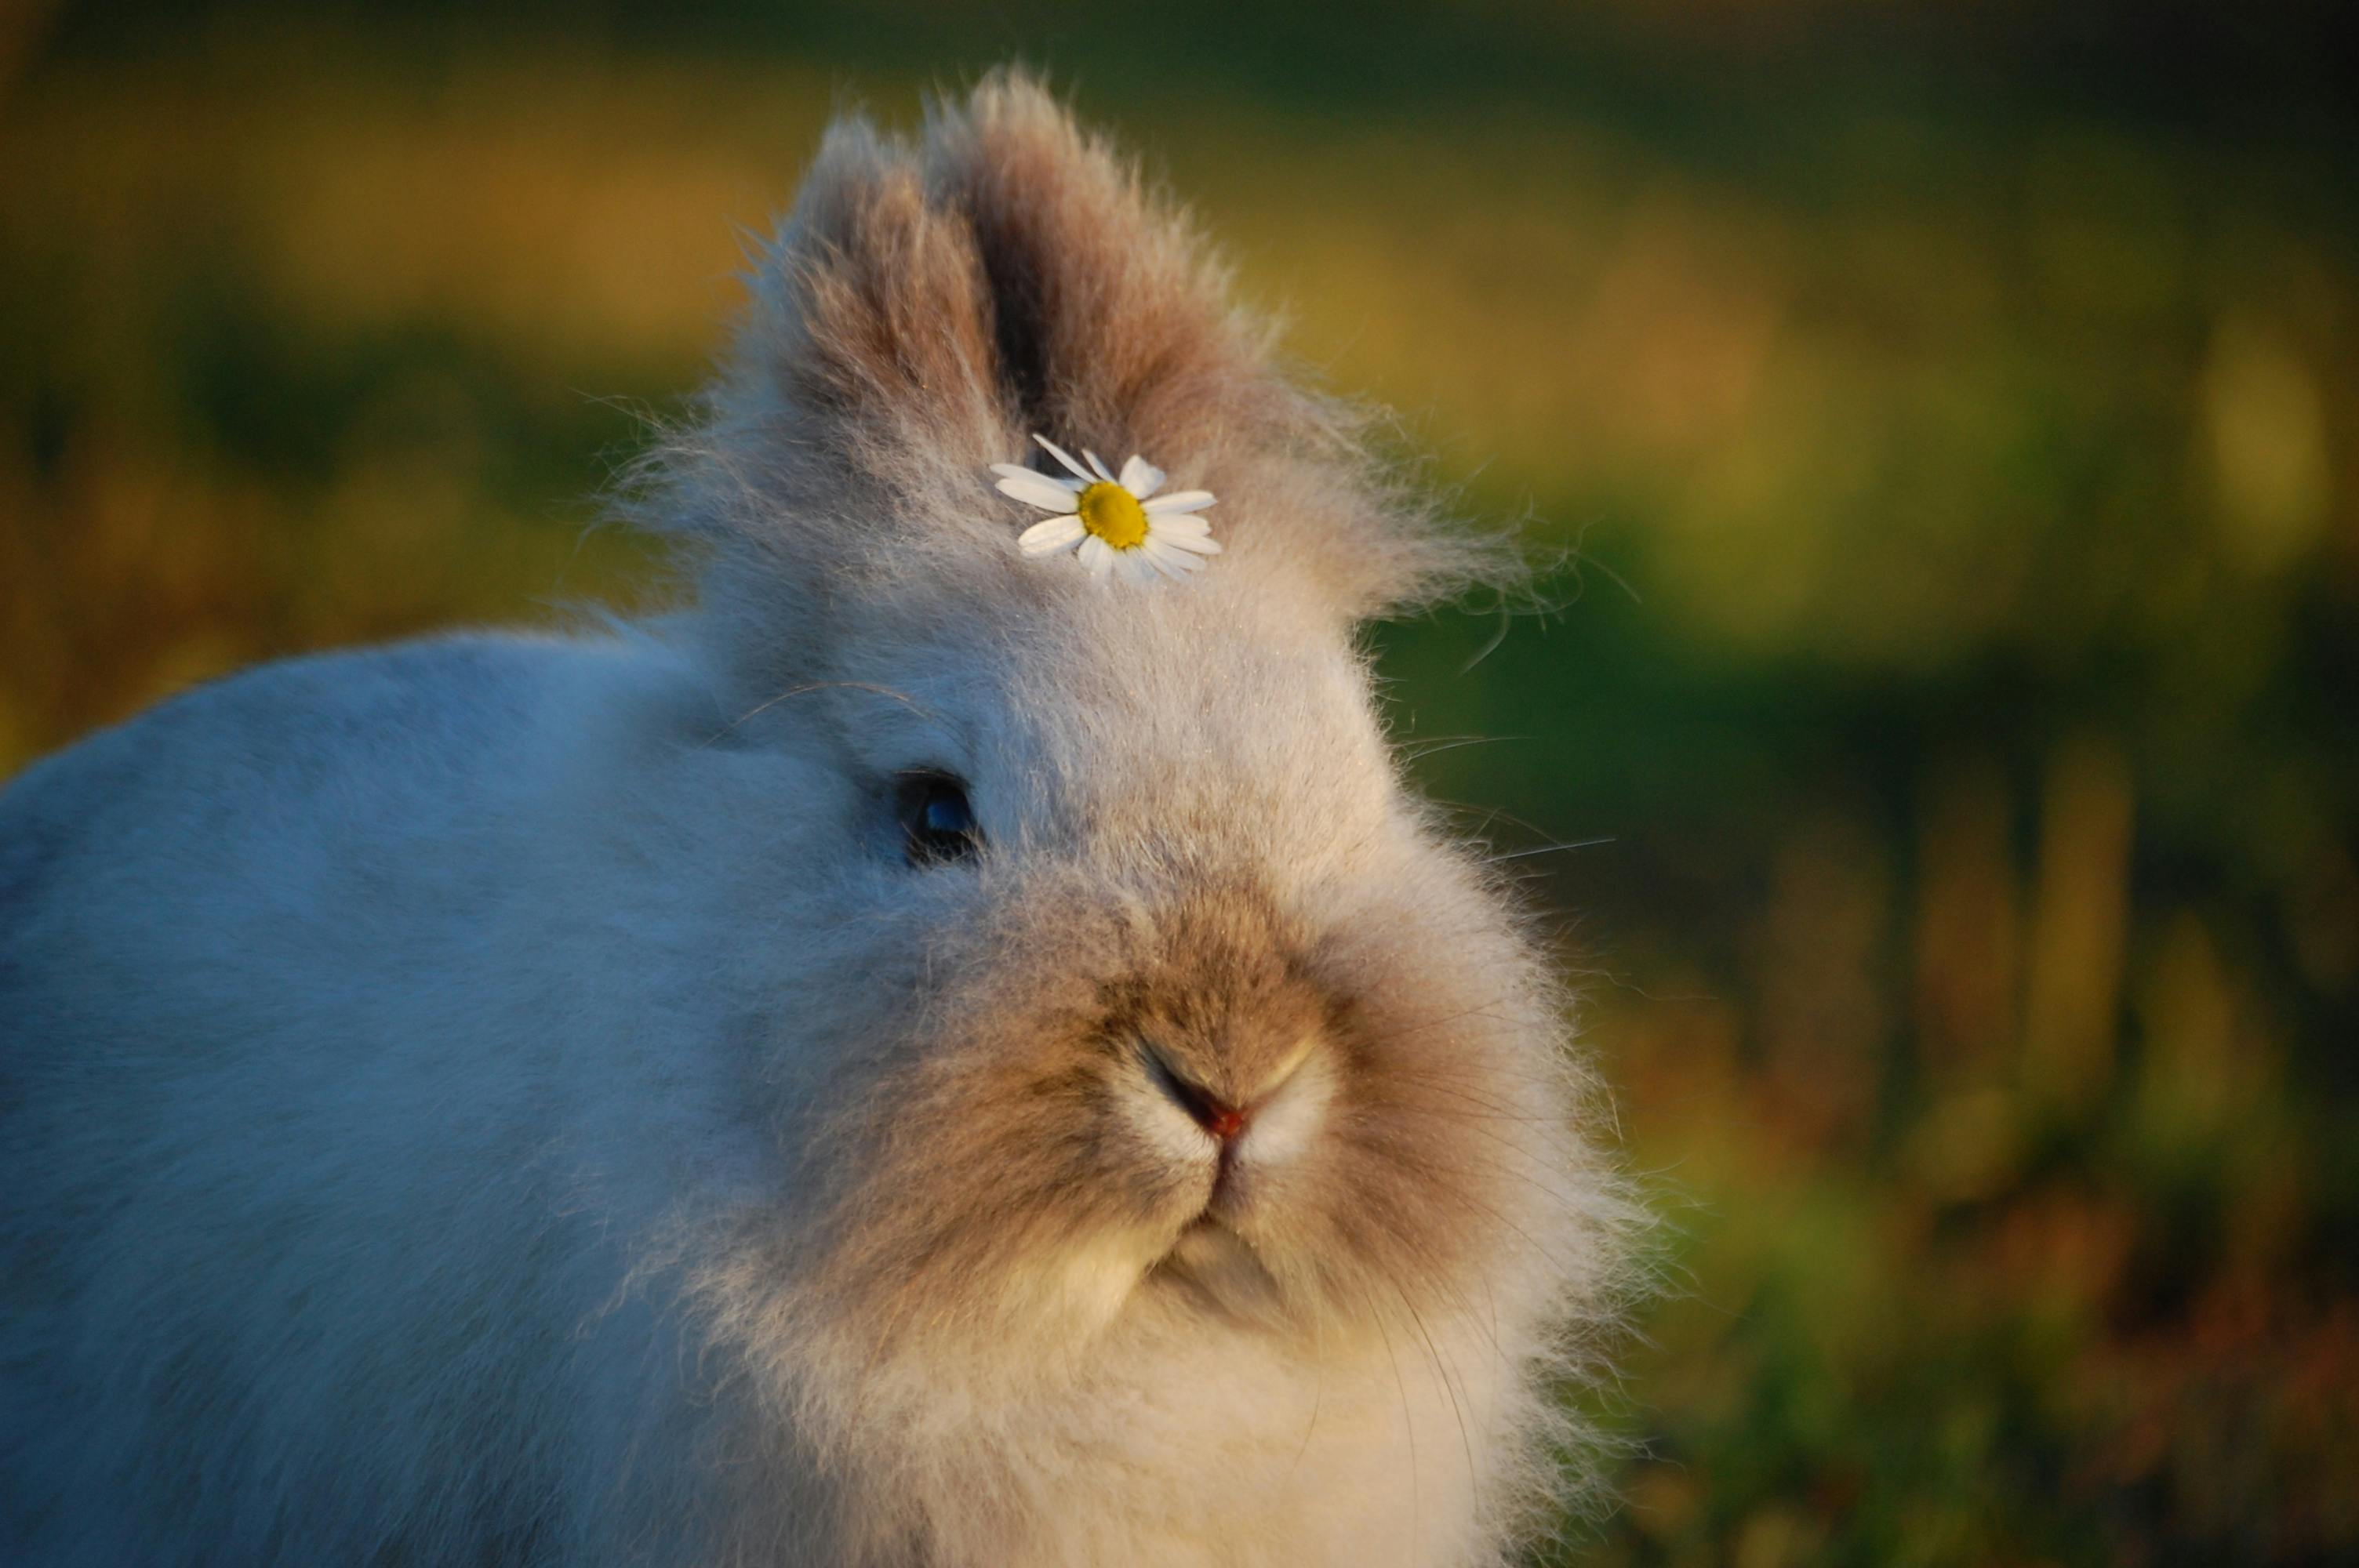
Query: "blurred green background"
4 2 2354 1562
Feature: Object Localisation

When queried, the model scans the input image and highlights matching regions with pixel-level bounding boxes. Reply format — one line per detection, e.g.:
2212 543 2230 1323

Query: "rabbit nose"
1143 1050 1251 1142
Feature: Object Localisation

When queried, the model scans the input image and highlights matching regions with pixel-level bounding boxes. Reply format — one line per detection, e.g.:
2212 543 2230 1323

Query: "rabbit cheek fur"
0 72 1634 1568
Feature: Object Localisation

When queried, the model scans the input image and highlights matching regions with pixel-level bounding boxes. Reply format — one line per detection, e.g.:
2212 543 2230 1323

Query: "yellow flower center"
1076 481 1148 550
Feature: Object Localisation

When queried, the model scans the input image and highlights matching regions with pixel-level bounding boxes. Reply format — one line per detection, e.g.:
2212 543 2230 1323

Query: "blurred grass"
4 4 2356 1563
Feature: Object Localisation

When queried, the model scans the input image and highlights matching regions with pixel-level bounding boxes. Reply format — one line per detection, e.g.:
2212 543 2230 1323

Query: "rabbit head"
638 72 1634 1555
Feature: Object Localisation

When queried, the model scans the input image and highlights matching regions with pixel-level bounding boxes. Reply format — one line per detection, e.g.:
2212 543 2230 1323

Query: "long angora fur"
0 73 1637 1566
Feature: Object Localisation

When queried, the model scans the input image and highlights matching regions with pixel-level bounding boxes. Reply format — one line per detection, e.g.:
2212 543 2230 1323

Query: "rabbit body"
0 76 1631 1567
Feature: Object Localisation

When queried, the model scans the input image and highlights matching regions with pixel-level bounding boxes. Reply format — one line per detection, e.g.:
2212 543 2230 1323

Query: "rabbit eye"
894 771 982 867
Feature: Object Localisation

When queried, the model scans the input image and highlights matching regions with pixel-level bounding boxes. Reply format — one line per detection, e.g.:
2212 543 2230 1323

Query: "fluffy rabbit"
0 73 1636 1567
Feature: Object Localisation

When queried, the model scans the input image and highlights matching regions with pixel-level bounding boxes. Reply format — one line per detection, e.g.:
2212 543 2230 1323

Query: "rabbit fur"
0 71 1637 1567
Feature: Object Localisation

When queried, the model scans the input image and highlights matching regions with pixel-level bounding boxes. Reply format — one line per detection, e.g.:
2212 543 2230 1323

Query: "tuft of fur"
0 70 1638 1567
634 71 1512 695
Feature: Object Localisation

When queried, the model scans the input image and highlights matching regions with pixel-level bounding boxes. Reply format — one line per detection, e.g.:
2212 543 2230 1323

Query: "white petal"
995 469 1086 510
1116 548 1158 586
1017 516 1086 555
1082 449 1118 485
1079 535 1117 579
1033 434 1096 482
1142 490 1215 515
1118 454 1165 498
1158 530 1223 555
1141 536 1202 579
990 461 1082 489
1150 513 1212 537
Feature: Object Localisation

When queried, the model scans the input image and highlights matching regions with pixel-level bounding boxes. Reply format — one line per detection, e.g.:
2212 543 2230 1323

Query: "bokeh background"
4 2 2354 1562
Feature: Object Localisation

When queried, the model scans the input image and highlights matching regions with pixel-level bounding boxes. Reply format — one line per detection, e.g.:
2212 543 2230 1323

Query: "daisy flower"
991 434 1221 586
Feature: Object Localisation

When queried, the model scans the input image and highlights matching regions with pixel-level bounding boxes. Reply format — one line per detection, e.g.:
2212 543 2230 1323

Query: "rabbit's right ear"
918 74 1315 495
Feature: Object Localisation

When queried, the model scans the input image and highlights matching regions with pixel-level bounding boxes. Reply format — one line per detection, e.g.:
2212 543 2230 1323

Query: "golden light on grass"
2 20 2354 1559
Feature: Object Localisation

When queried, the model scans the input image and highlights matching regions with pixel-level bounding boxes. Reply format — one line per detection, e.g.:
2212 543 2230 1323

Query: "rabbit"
0 71 1637 1568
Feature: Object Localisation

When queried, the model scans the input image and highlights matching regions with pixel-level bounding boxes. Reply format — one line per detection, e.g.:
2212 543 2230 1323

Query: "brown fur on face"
736 840 1592 1381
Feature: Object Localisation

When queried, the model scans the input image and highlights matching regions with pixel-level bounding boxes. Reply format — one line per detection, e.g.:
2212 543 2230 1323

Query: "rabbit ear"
643 70 1510 648
920 71 1307 474
710 110 1007 519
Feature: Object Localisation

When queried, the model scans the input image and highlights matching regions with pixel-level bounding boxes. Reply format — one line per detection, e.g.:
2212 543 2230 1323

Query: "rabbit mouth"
1149 1216 1285 1324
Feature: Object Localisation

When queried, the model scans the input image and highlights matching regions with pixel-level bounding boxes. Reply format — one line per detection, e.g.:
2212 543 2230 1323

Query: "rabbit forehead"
839 580 1398 851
